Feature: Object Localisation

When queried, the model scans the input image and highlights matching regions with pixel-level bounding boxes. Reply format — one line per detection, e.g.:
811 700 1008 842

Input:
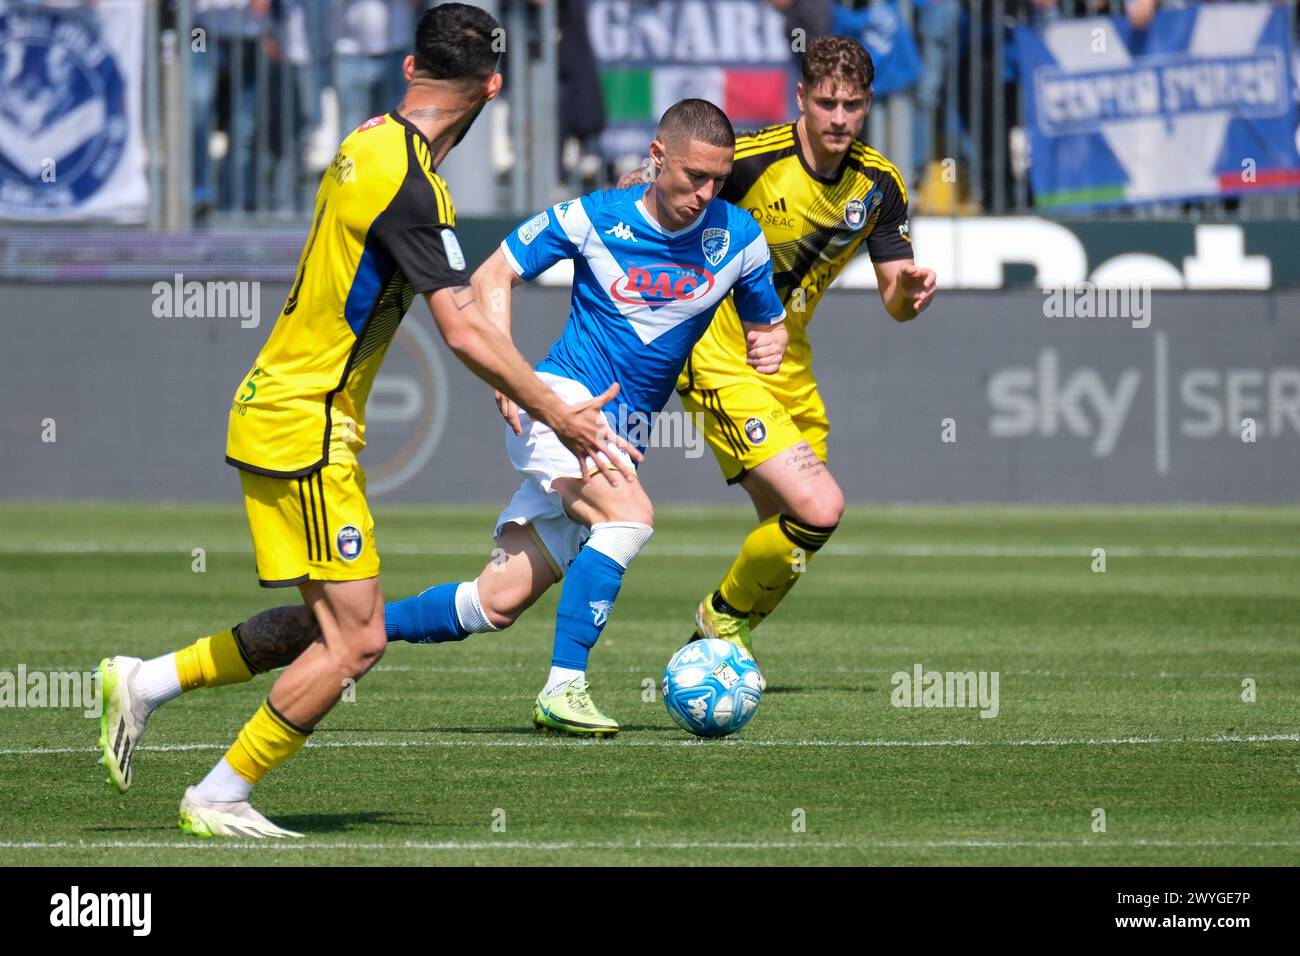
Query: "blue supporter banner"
832 0 921 97
1017 3 1300 210
0 0 149 222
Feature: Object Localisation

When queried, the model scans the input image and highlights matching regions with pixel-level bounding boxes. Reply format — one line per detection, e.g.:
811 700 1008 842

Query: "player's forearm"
881 282 918 322
471 255 516 337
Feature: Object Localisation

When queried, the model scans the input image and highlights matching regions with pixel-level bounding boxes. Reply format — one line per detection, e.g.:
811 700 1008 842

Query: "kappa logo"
605 221 637 242
589 600 614 626
336 525 363 561
702 227 730 266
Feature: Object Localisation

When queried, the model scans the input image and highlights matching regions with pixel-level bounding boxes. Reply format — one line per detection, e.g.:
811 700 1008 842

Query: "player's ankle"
712 590 749 618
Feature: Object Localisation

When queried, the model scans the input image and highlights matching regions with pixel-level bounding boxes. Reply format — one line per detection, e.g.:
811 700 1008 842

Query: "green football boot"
694 593 766 692
532 678 619 737
694 592 754 656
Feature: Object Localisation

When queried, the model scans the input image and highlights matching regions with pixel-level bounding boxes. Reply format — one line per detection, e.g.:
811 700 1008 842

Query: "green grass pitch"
0 502 1297 866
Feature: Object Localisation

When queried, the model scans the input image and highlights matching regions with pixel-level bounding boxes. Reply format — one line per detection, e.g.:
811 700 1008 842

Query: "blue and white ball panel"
662 638 764 738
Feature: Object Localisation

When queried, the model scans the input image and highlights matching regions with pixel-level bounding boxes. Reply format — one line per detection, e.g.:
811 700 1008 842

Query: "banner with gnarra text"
1017 3 1300 211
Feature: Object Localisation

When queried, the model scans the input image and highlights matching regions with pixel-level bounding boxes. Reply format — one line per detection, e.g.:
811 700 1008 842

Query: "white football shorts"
494 372 637 576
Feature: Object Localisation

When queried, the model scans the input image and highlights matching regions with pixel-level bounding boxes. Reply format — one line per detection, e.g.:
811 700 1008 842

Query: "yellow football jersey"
226 112 469 477
680 122 912 393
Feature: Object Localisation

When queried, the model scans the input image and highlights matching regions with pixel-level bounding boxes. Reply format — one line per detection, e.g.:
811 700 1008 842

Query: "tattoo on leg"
781 443 825 476
234 605 321 673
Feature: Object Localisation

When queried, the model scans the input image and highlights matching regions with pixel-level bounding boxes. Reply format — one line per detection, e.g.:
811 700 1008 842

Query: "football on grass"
662 638 763 738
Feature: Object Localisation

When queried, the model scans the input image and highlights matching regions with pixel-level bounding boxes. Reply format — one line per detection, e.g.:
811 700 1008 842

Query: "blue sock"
552 546 625 670
384 583 468 644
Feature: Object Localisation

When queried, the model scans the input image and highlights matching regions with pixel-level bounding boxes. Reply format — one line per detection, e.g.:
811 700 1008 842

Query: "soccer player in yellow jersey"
94 4 637 837
679 36 937 656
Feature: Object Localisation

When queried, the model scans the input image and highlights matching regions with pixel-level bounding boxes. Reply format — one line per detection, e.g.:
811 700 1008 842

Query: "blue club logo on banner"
1017 3 1300 210
0 5 137 219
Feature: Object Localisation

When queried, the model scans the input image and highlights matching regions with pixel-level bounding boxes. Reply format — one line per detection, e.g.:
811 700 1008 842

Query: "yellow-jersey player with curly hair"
679 35 938 658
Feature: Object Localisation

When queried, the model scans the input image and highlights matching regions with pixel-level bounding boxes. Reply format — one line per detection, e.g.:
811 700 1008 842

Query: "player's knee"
334 620 386 678
479 585 530 629
586 520 654 569
606 488 654 528
786 484 844 529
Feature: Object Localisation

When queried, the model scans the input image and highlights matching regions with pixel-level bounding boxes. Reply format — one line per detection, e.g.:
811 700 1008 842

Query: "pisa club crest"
0 7 130 216
844 199 867 230
336 526 364 561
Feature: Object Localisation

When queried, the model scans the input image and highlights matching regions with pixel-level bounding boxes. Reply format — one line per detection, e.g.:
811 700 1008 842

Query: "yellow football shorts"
238 457 379 588
679 377 829 484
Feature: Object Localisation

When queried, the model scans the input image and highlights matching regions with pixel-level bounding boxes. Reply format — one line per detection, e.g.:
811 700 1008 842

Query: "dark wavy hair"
413 3 501 83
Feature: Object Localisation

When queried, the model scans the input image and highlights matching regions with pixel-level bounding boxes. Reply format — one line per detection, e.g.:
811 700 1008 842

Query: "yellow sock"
749 578 797 631
224 700 310 785
719 515 837 616
174 627 255 692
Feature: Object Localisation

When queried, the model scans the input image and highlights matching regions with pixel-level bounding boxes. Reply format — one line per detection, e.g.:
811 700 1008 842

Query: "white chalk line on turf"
4 732 1296 757
8 542 1300 559
366 664 1291 681
2 838 1298 852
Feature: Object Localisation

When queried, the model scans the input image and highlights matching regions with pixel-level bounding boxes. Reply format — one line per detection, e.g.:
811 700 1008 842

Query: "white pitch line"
6 542 1299 559
3 732 1296 757
365 664 1290 681
1 838 1298 852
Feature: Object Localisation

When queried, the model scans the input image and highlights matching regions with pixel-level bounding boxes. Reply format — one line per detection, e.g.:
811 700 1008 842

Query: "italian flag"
602 66 789 125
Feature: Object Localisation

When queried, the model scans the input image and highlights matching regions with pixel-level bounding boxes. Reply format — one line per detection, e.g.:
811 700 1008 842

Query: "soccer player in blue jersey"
384 98 788 735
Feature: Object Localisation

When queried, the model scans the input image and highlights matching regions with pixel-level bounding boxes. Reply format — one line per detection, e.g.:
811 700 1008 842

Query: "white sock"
544 666 585 697
133 654 182 711
195 757 253 803
454 580 499 634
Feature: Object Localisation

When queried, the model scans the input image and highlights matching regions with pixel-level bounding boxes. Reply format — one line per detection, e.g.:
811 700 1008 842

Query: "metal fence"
131 0 1300 225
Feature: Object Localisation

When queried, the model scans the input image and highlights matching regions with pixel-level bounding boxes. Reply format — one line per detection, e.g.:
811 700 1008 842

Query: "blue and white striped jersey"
500 183 785 448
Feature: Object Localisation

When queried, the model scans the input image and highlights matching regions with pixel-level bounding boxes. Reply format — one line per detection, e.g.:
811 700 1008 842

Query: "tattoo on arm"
450 285 476 311
234 605 321 673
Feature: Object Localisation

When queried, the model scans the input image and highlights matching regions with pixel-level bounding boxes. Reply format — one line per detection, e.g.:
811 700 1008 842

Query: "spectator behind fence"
192 0 277 214
557 0 606 187
334 0 419 137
